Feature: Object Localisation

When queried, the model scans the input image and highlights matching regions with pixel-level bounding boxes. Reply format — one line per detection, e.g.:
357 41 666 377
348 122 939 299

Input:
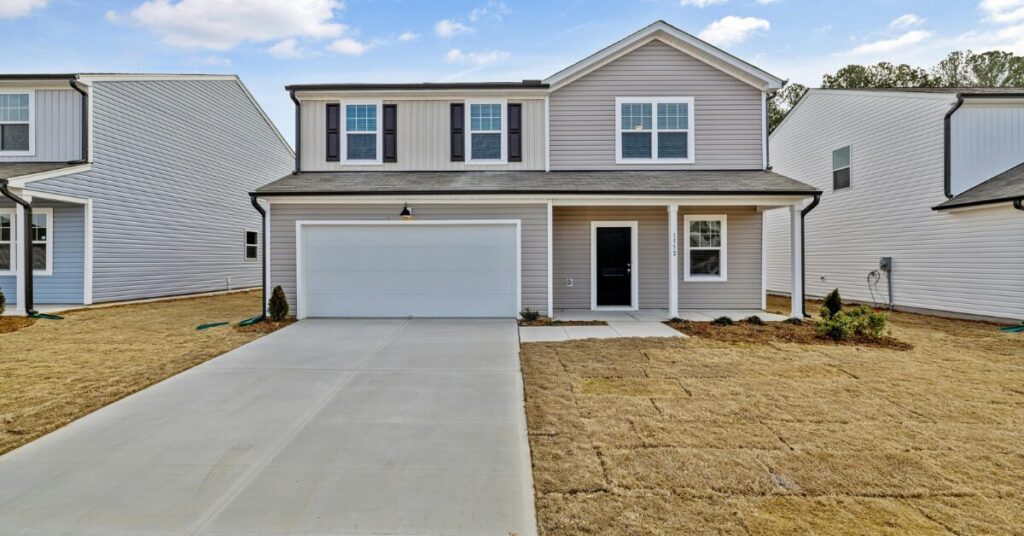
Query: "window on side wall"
832 145 851 190
683 215 727 282
467 101 505 163
0 211 12 273
0 92 32 154
344 103 381 163
245 230 258 261
616 97 693 164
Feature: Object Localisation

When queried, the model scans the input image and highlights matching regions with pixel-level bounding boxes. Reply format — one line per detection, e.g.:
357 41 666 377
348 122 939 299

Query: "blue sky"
3 0 1023 143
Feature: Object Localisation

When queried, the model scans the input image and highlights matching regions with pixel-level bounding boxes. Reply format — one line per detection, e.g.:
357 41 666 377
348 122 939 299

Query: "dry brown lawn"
0 291 287 455
521 296 1024 535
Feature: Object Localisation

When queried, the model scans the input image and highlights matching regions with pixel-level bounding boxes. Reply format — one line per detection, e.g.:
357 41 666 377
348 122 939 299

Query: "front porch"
553 309 790 322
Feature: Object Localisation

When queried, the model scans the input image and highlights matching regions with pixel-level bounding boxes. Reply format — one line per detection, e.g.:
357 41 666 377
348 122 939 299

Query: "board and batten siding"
0 201 84 304
549 40 764 171
28 79 294 303
268 203 549 315
766 91 1024 321
300 98 545 171
950 100 1024 195
0 89 82 163
553 206 762 310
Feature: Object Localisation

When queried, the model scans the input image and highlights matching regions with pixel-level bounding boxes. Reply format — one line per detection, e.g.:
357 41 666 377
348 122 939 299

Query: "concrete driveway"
0 319 536 536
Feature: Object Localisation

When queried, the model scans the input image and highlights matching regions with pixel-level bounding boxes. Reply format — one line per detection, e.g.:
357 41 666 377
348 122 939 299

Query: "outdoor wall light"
400 204 413 220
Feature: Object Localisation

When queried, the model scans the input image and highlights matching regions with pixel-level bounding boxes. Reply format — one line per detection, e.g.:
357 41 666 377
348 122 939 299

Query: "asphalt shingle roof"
934 162 1024 210
254 170 819 197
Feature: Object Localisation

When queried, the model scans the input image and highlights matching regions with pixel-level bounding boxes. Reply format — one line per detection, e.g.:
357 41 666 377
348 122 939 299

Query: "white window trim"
614 96 694 164
465 98 508 164
341 99 383 165
682 214 726 282
0 208 14 276
244 229 259 261
0 90 35 156
832 144 852 190
590 221 639 311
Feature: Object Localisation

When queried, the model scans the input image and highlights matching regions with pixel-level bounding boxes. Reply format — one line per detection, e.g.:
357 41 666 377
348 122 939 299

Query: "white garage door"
299 222 519 318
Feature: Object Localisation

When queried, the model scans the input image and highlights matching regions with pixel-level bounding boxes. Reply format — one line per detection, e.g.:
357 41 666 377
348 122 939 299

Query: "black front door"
596 227 632 307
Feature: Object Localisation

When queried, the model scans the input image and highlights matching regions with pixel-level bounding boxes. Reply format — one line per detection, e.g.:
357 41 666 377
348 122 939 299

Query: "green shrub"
823 288 843 316
520 308 540 321
0 288 5 316
268 285 289 321
815 304 888 340
743 315 765 325
784 317 803 325
712 316 734 326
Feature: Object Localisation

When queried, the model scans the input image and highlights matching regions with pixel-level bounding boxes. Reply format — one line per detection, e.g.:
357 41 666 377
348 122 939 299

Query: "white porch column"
14 198 28 314
668 205 679 318
790 204 803 318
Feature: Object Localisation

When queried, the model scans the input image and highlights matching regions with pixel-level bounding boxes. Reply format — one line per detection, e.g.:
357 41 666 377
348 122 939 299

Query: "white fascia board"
20 189 90 205
544 21 783 92
260 194 813 206
6 164 92 188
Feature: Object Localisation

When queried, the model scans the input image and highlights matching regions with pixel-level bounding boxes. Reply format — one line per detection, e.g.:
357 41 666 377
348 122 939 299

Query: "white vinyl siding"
0 89 82 163
766 90 1024 321
949 100 1024 195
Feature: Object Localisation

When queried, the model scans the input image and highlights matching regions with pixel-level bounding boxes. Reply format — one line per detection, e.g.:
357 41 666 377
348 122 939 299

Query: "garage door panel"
301 224 518 318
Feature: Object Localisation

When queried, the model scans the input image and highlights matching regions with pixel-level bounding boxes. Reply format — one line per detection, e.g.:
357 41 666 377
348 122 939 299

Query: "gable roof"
543 20 784 92
933 161 1024 210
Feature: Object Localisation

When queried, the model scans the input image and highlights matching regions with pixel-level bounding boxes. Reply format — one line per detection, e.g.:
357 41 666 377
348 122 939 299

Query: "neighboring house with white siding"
765 88 1024 322
252 21 821 320
0 74 293 314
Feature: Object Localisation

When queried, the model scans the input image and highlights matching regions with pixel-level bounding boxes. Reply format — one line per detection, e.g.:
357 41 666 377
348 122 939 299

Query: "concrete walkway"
0 319 536 536
519 321 685 342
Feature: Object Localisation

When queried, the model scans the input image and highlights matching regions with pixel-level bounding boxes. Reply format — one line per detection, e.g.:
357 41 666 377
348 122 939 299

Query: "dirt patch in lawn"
0 316 35 334
0 291 290 455
521 295 1024 535
665 318 913 351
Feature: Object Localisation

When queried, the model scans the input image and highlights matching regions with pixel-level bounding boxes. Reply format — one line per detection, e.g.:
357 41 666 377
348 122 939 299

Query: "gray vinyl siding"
552 206 762 310
766 91 1024 321
0 89 82 163
268 203 549 315
0 202 84 304
549 40 764 171
949 101 1024 195
28 79 293 303
300 99 545 171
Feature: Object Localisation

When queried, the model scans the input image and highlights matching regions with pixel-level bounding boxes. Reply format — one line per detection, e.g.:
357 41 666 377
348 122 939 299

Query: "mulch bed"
235 317 297 333
0 316 36 334
665 319 913 351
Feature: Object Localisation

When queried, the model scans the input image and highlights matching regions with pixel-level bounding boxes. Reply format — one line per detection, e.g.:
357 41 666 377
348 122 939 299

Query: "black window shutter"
450 103 464 162
326 103 340 162
508 103 522 162
383 104 397 163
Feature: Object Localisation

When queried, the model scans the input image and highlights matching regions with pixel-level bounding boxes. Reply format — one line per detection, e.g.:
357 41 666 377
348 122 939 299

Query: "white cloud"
435 19 472 38
755 0 781 4
0 0 47 19
954 23 1024 54
397 31 419 42
848 30 932 55
680 0 727 6
326 37 370 55
191 54 231 66
890 14 925 28
468 0 511 22
445 48 510 66
128 0 345 50
980 0 1024 23
698 16 770 47
267 38 305 59
104 9 120 23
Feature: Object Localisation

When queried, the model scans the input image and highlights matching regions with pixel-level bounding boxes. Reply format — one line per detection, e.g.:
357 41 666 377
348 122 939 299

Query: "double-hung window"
466 100 506 163
343 102 382 163
31 211 50 273
0 91 32 155
615 97 693 164
0 210 12 273
683 214 726 282
244 230 258 261
832 145 851 190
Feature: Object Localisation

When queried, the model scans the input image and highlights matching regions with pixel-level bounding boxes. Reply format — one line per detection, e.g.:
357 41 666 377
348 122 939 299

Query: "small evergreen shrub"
712 316 734 326
268 285 289 321
814 304 887 340
823 288 843 317
784 317 804 326
0 288 5 316
520 308 541 321
743 315 765 325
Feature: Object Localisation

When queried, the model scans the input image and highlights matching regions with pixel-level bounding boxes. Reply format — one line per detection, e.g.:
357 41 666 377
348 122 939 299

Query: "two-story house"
0 74 293 315
251 21 820 320
766 88 1024 322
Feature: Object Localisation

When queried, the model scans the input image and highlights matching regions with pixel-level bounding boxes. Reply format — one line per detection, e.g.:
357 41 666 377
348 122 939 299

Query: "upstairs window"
344 103 381 163
0 92 32 154
832 145 851 190
466 101 506 163
244 230 258 260
616 97 693 164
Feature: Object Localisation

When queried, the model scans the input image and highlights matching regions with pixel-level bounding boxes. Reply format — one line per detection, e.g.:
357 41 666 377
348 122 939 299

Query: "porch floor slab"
519 322 685 342
553 309 789 322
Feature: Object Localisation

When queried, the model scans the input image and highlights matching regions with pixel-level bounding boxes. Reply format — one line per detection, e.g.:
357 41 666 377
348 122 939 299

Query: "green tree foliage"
767 82 807 131
822 62 935 89
823 288 843 317
268 285 289 321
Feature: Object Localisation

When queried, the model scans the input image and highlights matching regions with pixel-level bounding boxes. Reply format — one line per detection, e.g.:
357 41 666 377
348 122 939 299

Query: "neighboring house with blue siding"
765 88 1024 322
0 74 293 314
